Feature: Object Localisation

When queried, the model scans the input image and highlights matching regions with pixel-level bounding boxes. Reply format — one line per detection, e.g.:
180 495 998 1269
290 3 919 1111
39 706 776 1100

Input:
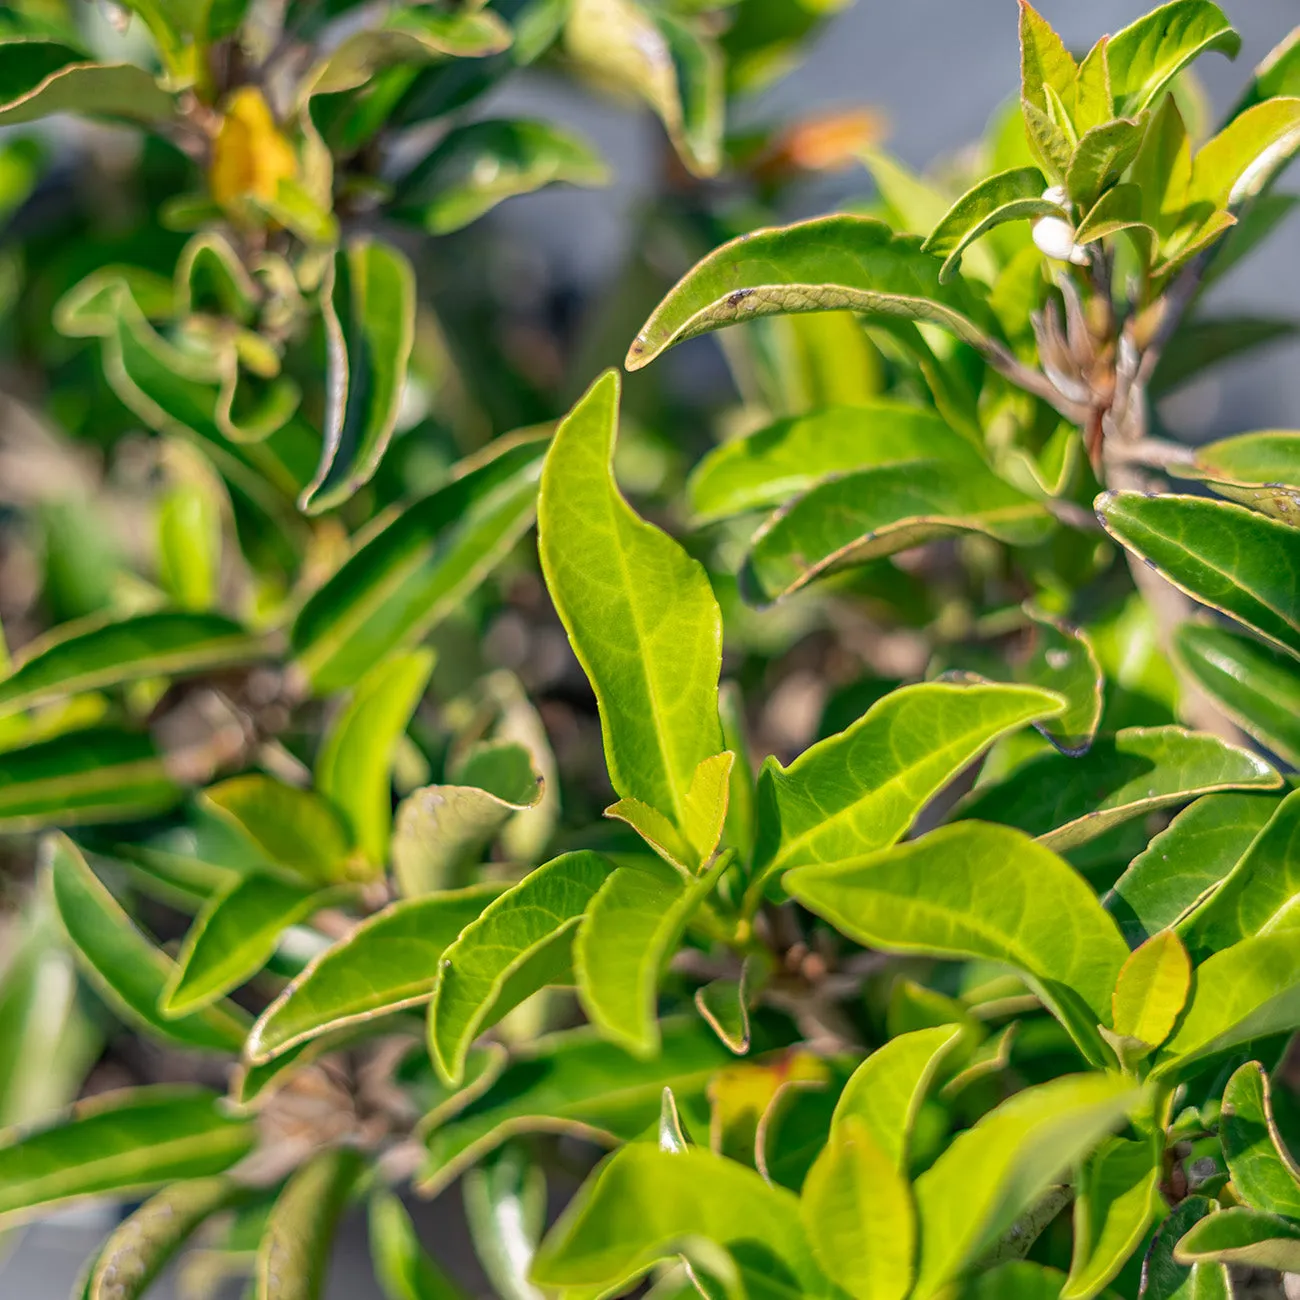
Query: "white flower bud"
1033 185 1089 266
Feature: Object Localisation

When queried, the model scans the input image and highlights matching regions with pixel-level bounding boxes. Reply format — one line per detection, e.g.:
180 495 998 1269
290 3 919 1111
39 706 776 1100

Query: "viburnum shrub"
4 0 1300 1296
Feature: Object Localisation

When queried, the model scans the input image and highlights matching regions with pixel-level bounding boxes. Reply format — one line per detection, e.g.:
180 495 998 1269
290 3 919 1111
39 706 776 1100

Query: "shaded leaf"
369 1186 467 1300
0 39 173 125
1219 1061 1300 1218
462 1147 547 1300
1170 428 1300 523
1172 1207 1300 1272
694 968 750 1055
1153 318 1299 399
1021 608 1104 756
1140 1196 1230 1300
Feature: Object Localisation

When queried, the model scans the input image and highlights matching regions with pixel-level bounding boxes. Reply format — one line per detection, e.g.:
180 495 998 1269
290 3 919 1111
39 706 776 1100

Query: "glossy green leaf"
831 1025 962 1169
1219 1061 1300 1218
1188 97 1300 214
1172 1207 1300 1272
911 1074 1138 1297
89 1176 239 1300
1171 429 1300 523
1021 608 1104 756
292 436 546 694
962 725 1279 850
396 118 608 234
1141 1197 1230 1300
606 751 732 871
576 855 726 1057
202 775 355 884
1111 932 1191 1051
0 612 265 718
1074 182 1155 255
800 1115 913 1300
1108 1 1240 117
1064 1137 1161 1299
626 215 995 372
788 822 1128 1062
1098 490 1300 658
369 1187 467 1300
1018 3 1076 179
532 1144 830 1297
0 727 182 831
1067 118 1146 210
1105 792 1279 945
255 1147 363 1300
0 39 174 125
462 1147 547 1300
694 970 749 1055
301 238 416 514
538 371 723 832
419 1018 736 1196
316 649 433 871
1154 931 1300 1078
752 680 1064 883
0 1086 253 1227
687 402 978 524
922 167 1059 281
246 885 501 1064
49 835 250 1053
430 851 612 1084
161 874 339 1019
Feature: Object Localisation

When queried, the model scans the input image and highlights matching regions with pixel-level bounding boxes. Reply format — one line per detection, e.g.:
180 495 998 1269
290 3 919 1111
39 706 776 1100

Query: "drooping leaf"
255 1147 364 1300
316 649 434 871
0 727 182 831
575 855 727 1057
301 238 416 514
538 371 723 833
0 39 174 125
1107 1 1240 117
429 851 612 1084
1110 931 1192 1051
0 1086 253 1227
788 822 1129 1063
0 612 266 719
49 835 250 1053
752 680 1062 884
911 1074 1138 1297
1170 429 1300 524
246 885 501 1064
1020 608 1105 756
1097 491 1300 659
89 1176 240 1300
462 1146 547 1300
962 725 1279 850
1140 1196 1230 1300
625 216 996 372
800 1115 913 1300
368 1186 467 1300
1172 1207 1300 1272
1219 1061 1300 1218
291 435 546 694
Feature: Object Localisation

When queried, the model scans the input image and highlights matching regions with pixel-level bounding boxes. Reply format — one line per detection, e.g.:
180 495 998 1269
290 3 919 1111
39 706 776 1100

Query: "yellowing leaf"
210 88 297 210
1111 930 1192 1050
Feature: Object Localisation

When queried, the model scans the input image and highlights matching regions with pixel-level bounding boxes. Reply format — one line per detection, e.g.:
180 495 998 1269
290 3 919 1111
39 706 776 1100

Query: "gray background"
7 1 1298 1295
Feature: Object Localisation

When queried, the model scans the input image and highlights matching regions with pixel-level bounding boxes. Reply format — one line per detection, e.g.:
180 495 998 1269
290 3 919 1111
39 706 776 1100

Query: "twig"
982 339 1092 425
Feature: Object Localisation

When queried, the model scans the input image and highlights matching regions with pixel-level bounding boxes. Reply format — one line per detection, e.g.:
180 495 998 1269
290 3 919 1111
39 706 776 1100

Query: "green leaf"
395 118 608 234
1104 792 1279 945
89 1176 239 1300
911 1073 1138 1297
740 458 1051 604
429 851 612 1084
1154 931 1300 1078
687 402 978 524
392 746 544 897
1021 608 1104 756
1110 931 1191 1051
156 456 224 612
961 725 1279 851
954 1263 1078 1299
1141 1197 1230 1300
0 1086 253 1227
1018 3 1077 179
576 855 727 1057
538 371 723 832
316 649 433 871
160 874 341 1019
48 835 250 1053
1067 118 1146 211
0 612 265 719
626 216 996 372
1219 1061 1300 1218
1170 428 1300 523
800 1115 913 1300
606 752 733 871
921 167 1060 281
0 727 182 832
1179 787 1300 958
532 1144 831 1297
787 822 1129 1063
292 435 546 694
1187 97 1300 214
694 969 750 1055
369 1186 467 1300
419 1018 736 1196
0 39 174 125
1098 490 1300 658
1108 1 1240 117
463 1147 547 1300
1172 1207 1300 1272
246 885 501 1064
751 680 1064 882
1074 183 1155 258
1152 319 1299 399
255 1147 364 1300
301 238 416 514
831 1025 962 1169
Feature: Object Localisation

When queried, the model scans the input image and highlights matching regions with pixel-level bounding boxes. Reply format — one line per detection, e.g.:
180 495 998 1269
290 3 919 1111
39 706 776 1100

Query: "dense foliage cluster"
3 0 1300 1296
